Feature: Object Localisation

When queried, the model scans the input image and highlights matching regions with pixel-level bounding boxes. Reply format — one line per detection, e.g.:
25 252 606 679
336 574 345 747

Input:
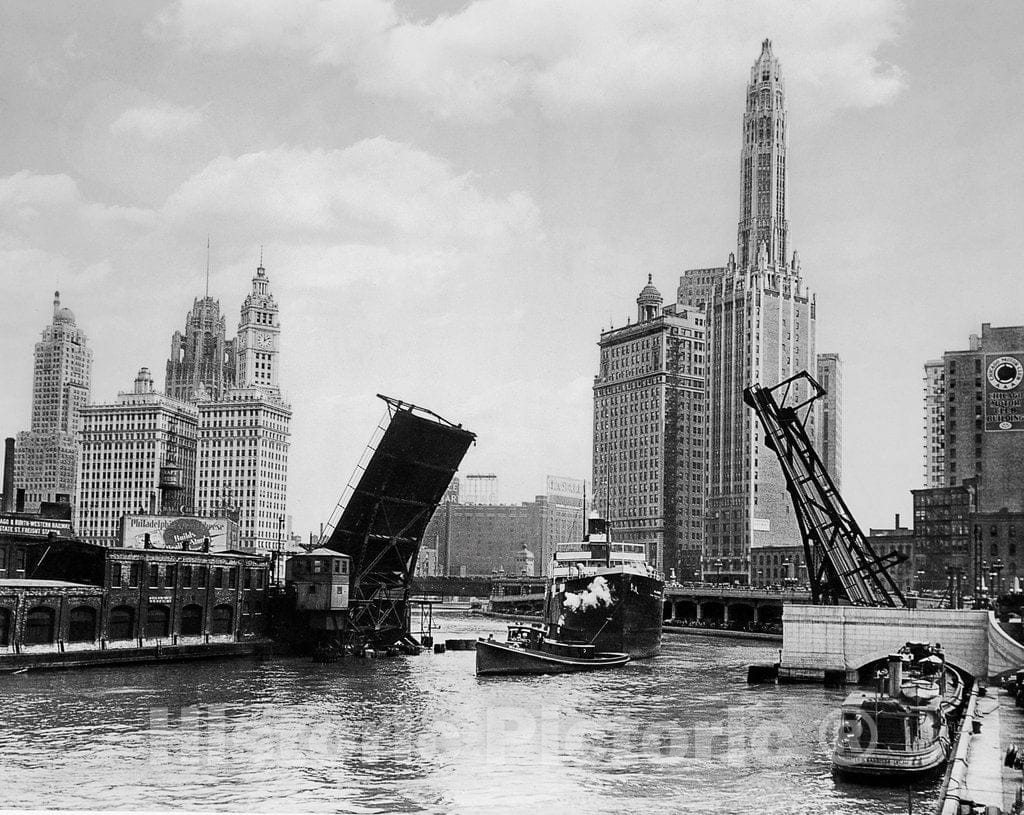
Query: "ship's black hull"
545 569 663 658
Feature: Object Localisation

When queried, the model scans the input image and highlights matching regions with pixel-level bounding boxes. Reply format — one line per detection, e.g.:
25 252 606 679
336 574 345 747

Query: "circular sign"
162 517 210 549
987 356 1023 391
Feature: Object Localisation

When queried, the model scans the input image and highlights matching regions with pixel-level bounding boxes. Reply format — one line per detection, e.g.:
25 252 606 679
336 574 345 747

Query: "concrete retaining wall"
782 605 992 679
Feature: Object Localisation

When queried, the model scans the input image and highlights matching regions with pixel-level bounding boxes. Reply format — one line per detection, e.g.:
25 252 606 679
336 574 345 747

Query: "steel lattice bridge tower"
744 371 906 607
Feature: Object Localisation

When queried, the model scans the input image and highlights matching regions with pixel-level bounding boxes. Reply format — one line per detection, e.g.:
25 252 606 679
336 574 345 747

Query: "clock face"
256 331 273 349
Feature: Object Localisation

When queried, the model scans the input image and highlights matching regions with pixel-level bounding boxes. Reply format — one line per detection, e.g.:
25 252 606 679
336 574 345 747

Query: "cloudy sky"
1 1 1021 535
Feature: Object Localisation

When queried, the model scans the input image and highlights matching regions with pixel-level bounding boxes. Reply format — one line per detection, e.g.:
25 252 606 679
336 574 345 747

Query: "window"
149 564 160 588
165 565 176 587
214 568 224 589
180 604 203 637
68 606 97 643
129 562 141 587
0 608 11 646
244 569 252 590
181 565 192 588
145 605 170 638
228 568 237 589
111 564 122 588
211 604 233 635
255 570 263 589
108 606 135 640
24 606 55 644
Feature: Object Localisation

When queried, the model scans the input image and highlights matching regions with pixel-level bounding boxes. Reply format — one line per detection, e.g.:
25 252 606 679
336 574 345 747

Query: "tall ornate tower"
165 297 236 402
14 291 93 511
737 39 789 270
678 41 818 586
236 263 281 395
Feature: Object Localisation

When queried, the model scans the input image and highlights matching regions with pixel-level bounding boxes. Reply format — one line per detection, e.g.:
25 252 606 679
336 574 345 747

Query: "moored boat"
832 642 967 782
475 623 630 676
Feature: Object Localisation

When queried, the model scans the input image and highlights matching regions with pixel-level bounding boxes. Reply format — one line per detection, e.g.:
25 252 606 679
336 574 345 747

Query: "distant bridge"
663 584 812 625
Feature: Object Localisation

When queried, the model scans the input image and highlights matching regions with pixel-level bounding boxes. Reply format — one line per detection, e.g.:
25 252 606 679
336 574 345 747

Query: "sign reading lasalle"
985 353 1024 432
120 514 233 550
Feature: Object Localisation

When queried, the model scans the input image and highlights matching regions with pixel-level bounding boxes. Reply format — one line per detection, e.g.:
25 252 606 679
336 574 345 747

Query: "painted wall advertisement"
120 514 234 550
985 354 1024 432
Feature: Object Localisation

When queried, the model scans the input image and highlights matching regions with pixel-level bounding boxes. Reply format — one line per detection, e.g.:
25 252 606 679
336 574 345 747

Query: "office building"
592 278 706 578
923 359 947 489
423 476 586 576
14 292 93 513
165 295 237 403
75 368 198 545
816 353 843 489
677 40 817 583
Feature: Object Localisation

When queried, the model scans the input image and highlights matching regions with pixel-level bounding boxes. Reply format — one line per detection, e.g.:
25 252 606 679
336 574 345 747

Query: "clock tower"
237 262 281 395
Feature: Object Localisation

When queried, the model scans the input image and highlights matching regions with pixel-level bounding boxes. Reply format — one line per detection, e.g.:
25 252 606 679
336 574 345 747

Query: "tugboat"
543 517 664 659
475 623 630 676
832 642 967 782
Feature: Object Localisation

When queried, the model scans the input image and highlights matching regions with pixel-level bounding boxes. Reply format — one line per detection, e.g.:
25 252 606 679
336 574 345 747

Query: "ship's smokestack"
2 438 15 513
887 654 903 698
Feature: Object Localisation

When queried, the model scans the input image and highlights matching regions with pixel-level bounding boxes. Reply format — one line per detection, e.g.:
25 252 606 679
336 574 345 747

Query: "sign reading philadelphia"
985 354 1024 431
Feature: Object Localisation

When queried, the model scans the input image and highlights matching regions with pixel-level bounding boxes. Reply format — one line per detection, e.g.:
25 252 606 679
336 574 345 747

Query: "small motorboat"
475 624 630 676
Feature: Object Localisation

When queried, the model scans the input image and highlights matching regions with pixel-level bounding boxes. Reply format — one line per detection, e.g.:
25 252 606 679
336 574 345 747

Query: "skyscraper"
923 358 946 488
678 40 817 584
14 291 92 512
592 277 707 578
194 264 291 555
816 353 843 490
929 323 1024 512
75 368 198 545
165 297 237 402
235 263 282 395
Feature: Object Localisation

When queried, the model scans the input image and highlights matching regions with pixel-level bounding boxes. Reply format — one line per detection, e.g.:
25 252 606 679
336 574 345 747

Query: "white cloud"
109 103 204 140
160 138 543 283
158 0 907 124
0 171 156 240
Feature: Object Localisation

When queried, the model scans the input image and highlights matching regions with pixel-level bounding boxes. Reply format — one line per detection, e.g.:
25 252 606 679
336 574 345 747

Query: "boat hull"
475 640 630 676
545 569 663 658
832 737 950 783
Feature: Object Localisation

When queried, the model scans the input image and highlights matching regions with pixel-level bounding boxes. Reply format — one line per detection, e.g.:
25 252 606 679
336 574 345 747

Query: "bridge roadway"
410 576 810 623
662 584 810 625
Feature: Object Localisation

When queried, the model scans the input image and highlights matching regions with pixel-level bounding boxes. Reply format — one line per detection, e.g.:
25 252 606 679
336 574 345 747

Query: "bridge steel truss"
743 371 906 607
321 395 476 647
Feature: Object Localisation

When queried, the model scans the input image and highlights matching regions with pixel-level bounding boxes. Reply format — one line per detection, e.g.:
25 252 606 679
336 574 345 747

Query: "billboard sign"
985 354 1024 431
0 513 72 538
546 476 585 501
120 514 232 550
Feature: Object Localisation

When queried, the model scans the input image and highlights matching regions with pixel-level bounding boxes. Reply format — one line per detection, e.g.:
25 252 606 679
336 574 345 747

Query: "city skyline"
0 2 1021 536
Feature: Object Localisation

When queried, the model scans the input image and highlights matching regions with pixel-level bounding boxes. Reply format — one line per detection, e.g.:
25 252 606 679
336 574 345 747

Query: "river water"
0 613 939 813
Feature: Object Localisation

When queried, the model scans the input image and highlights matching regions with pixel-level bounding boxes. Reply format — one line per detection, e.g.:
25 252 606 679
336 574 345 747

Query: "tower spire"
737 39 790 270
205 236 210 299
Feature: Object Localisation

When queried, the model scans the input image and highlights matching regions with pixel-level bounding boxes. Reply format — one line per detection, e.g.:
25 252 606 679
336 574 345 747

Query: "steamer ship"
543 518 663 659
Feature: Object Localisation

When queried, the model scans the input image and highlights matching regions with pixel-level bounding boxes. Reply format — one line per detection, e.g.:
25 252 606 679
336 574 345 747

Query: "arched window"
0 608 11 646
24 606 55 644
108 606 135 640
145 605 170 639
211 604 233 636
68 606 97 643
180 604 203 637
